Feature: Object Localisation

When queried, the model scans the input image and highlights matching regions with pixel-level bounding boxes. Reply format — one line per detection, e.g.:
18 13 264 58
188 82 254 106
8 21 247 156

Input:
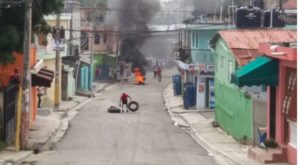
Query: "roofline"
208 33 221 50
179 24 234 31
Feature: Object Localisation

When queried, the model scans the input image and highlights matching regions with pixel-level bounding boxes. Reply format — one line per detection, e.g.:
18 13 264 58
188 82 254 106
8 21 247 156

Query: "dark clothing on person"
120 93 131 112
157 67 162 82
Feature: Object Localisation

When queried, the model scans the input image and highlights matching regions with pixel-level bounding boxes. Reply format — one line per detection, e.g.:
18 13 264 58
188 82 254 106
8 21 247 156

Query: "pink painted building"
80 8 119 54
259 42 297 165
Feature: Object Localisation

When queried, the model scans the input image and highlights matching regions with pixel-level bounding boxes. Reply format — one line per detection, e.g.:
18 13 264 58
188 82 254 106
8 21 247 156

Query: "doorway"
269 86 276 139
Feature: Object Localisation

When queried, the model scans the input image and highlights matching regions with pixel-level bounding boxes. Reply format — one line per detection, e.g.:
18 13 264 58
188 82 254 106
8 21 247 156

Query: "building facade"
250 42 296 164
210 29 296 143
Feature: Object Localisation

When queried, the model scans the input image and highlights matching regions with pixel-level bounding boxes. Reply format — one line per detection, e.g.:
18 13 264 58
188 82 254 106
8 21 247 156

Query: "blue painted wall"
79 65 91 91
190 29 218 65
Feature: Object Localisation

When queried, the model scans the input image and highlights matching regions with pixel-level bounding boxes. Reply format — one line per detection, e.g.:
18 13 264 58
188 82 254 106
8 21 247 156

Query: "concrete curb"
2 83 112 164
46 84 112 145
0 151 32 165
163 84 240 165
179 115 240 165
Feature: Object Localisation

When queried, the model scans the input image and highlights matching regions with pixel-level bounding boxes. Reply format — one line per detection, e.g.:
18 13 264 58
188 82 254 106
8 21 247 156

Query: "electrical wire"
0 0 26 8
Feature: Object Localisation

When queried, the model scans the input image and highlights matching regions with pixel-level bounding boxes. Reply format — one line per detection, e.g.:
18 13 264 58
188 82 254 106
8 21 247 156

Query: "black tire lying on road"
127 101 139 112
107 106 121 113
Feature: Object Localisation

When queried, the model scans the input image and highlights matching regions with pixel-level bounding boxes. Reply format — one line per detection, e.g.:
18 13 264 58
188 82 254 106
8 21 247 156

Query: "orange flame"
134 68 145 85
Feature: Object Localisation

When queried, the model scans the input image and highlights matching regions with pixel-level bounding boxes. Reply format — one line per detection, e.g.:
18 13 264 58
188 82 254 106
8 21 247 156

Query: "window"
103 34 107 44
221 56 224 68
228 60 233 81
94 33 100 44
81 32 89 50
192 32 194 47
195 33 198 47
215 61 217 73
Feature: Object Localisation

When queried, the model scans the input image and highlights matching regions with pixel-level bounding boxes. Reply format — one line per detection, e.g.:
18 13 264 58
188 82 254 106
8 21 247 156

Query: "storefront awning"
231 56 278 87
32 68 54 87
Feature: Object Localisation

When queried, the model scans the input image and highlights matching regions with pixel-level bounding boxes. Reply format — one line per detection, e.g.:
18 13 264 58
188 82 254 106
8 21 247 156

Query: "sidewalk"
0 82 110 164
163 84 289 165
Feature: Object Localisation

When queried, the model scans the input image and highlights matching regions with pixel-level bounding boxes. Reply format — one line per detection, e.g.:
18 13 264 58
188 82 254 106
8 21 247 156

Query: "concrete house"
189 25 230 109
237 42 297 164
80 7 119 82
209 29 296 143
37 14 70 106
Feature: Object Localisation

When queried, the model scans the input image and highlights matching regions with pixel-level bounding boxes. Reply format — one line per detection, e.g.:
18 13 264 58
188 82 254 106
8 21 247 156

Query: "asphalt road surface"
25 69 217 165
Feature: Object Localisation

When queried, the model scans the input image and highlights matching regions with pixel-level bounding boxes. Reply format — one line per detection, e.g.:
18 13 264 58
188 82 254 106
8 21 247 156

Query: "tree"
0 0 64 64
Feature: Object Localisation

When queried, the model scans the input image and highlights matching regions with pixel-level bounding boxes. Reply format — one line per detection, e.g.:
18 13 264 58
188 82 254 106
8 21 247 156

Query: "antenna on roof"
219 0 224 23
214 1 218 22
228 0 236 29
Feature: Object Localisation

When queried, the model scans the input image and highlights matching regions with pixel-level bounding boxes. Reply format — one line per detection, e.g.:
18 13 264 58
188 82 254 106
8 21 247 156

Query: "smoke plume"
116 0 160 75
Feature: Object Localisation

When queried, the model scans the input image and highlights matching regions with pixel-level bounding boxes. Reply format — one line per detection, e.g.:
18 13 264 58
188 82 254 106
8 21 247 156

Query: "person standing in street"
119 93 132 112
37 86 45 108
157 66 162 82
153 65 157 78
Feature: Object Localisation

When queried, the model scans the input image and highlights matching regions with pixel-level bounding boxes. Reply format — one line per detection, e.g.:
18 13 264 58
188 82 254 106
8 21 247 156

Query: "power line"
69 7 195 14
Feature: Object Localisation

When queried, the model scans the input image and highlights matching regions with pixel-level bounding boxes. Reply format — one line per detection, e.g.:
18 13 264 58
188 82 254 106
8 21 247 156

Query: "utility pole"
20 0 32 149
90 11 96 90
54 13 61 108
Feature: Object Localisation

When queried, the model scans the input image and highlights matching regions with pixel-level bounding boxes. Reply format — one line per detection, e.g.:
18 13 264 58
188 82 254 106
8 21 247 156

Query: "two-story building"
176 25 230 109
189 25 230 109
81 7 120 82
36 14 73 106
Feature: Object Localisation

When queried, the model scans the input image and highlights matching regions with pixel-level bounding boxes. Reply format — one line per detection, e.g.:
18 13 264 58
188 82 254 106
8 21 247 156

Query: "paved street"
24 70 217 165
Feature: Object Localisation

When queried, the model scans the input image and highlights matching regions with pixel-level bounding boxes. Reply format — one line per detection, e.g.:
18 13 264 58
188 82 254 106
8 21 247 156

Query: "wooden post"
54 13 61 108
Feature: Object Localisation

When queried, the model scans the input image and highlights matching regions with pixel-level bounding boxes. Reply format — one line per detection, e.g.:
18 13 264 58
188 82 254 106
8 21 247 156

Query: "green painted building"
210 36 253 141
94 53 118 80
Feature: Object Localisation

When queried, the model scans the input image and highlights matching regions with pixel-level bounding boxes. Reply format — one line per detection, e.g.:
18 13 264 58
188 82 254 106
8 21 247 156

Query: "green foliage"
0 0 64 64
0 25 19 64
0 141 6 151
264 138 278 148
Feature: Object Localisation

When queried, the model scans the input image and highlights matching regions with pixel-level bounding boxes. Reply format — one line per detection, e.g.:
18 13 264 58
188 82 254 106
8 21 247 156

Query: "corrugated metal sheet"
232 49 261 66
219 29 297 66
219 29 297 49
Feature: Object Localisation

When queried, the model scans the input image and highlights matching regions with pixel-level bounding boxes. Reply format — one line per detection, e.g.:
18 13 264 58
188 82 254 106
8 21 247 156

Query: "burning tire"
127 101 139 112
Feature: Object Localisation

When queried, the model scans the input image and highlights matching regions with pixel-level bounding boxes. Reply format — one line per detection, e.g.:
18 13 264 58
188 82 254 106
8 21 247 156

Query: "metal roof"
218 29 297 66
231 49 261 66
219 29 297 50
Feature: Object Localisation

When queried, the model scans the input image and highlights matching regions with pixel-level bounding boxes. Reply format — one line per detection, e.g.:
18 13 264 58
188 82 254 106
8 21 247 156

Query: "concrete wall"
42 59 62 107
0 90 3 139
67 68 76 98
44 15 71 40
190 30 216 65
61 66 75 100
252 98 267 145
215 80 253 141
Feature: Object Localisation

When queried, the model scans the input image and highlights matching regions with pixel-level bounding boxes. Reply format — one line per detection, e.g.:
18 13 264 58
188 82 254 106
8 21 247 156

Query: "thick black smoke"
117 0 160 75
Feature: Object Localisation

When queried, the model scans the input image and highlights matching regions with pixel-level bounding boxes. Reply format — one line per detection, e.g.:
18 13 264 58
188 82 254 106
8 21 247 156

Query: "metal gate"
3 82 18 144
